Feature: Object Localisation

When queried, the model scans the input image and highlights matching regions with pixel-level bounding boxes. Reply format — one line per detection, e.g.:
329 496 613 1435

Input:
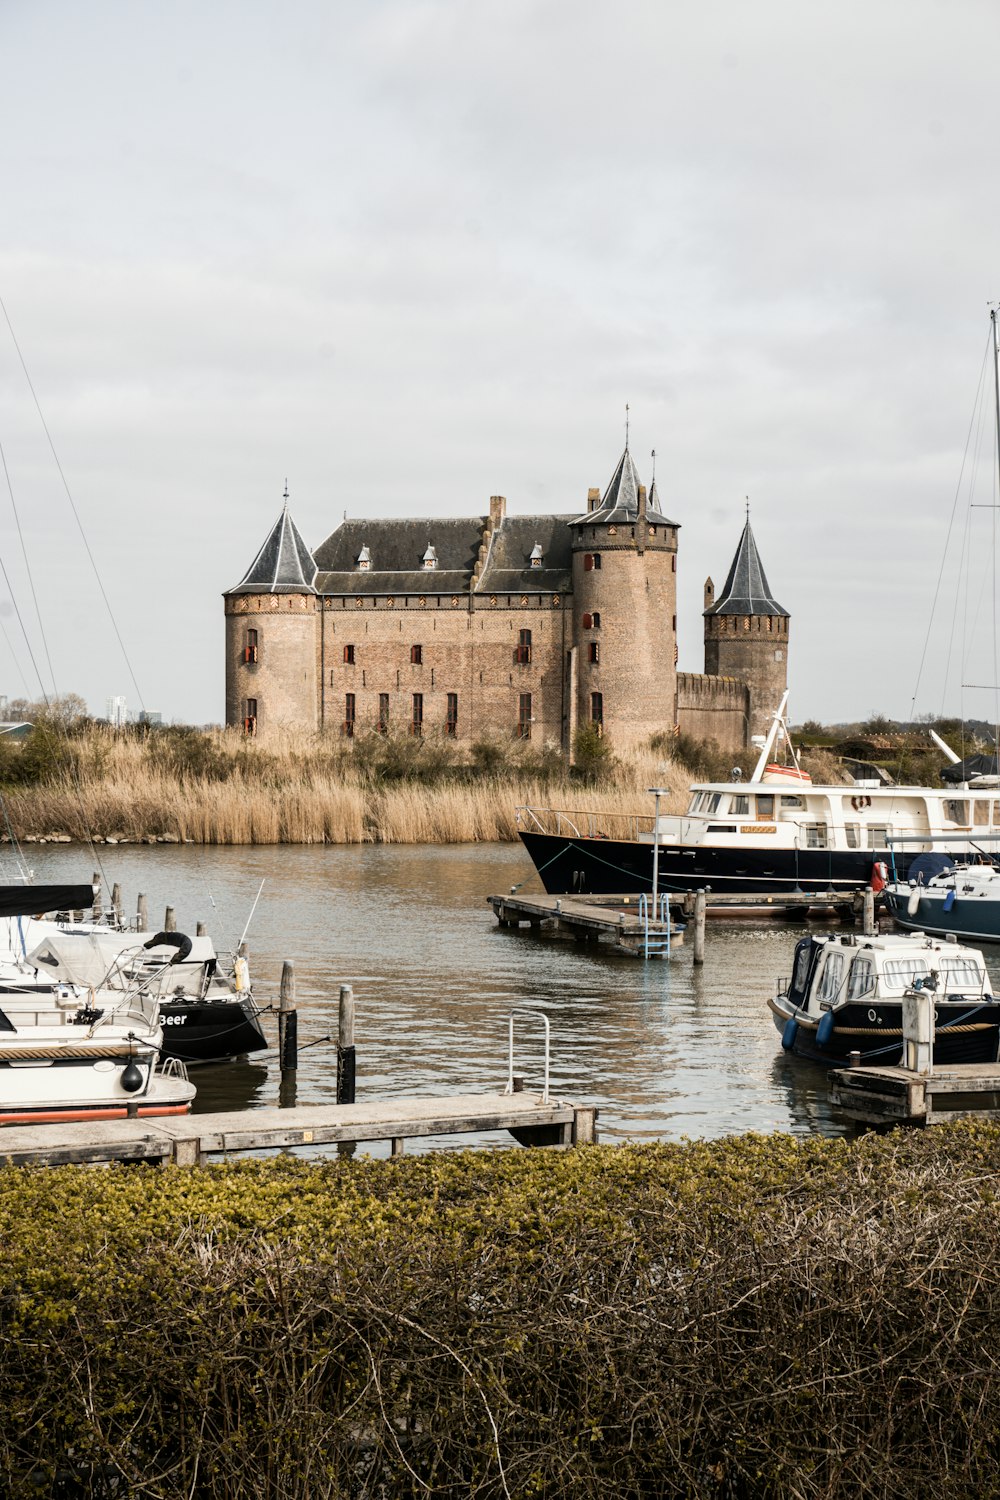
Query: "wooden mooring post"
693 890 706 965
111 882 123 927
92 874 102 921
164 905 176 933
278 961 298 1073
338 984 356 1105
862 888 876 937
137 893 148 932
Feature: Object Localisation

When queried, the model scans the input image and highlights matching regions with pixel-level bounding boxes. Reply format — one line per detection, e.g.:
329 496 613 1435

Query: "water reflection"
17 841 947 1146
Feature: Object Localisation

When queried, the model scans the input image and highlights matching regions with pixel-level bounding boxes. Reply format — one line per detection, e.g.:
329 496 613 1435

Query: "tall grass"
0 725 693 845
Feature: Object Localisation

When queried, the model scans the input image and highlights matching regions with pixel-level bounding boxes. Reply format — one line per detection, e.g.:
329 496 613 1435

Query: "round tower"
223 493 320 736
570 449 679 751
703 517 789 741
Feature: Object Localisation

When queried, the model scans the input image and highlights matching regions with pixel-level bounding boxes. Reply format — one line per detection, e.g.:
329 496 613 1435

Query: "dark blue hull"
883 890 1000 945
774 998 1000 1068
519 830 903 898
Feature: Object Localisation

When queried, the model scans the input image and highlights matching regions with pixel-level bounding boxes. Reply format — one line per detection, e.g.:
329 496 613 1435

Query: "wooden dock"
830 1064 1000 1126
488 892 677 957
0 1092 597 1167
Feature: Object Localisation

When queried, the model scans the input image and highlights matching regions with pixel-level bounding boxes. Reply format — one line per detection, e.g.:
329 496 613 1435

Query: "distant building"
106 696 128 727
224 451 790 754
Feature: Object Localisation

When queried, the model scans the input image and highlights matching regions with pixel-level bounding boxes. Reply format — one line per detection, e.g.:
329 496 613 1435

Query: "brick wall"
676 672 749 753
225 594 319 734
704 614 789 738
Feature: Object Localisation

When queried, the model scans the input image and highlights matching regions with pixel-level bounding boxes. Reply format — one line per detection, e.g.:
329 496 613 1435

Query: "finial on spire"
625 403 630 451
745 495 750 521
651 448 656 486
283 479 289 511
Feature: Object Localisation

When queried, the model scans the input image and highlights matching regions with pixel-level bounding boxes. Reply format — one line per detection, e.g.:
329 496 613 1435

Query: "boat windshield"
880 956 985 992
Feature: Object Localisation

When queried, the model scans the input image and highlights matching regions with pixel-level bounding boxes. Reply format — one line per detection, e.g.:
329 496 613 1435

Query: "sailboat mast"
992 307 1000 491
993 307 1000 762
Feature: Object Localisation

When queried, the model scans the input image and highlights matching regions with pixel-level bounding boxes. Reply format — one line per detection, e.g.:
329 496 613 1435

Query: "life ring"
851 795 872 813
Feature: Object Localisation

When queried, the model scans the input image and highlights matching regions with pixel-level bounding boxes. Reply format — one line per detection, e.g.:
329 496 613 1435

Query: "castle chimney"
587 487 601 513
489 495 506 529
704 576 715 610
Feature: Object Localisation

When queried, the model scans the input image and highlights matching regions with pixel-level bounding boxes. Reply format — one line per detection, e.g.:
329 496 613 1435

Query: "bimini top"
704 518 787 616
226 502 318 595
571 448 678 528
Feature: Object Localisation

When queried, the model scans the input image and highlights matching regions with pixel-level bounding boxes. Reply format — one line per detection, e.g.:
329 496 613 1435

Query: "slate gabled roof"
705 519 788 616
226 505 318 594
477 515 573 593
570 448 677 527
313 517 486 596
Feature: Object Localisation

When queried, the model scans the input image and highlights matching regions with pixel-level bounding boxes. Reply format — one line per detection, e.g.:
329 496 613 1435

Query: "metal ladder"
638 893 673 960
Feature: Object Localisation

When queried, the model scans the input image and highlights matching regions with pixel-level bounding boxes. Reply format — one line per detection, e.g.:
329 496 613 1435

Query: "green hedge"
2 1127 1000 1496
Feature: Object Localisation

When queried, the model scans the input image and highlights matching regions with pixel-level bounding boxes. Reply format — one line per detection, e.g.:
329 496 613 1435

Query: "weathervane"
651 448 656 486
625 403 630 450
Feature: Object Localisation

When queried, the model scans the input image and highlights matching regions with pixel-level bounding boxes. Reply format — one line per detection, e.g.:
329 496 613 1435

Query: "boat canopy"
0 883 96 920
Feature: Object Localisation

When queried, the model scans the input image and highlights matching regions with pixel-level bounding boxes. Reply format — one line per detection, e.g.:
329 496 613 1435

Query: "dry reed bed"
1 732 692 844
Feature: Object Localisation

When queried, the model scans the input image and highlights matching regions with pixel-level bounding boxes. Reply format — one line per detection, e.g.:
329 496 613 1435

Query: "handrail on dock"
506 1008 551 1102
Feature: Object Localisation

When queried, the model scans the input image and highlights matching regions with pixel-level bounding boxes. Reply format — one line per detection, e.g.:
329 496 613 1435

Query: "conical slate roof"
571 448 677 526
704 519 787 616
226 503 318 594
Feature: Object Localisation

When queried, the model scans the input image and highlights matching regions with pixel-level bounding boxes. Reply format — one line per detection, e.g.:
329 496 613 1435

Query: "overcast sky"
1 0 1000 729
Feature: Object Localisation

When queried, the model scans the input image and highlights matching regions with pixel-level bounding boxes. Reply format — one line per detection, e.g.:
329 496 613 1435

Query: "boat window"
945 800 969 825
974 800 990 827
881 958 929 990
803 823 828 849
845 823 860 849
867 825 890 849
790 940 814 1003
704 794 722 814
847 957 875 1000
729 794 750 816
938 957 985 991
756 795 775 818
781 795 805 810
993 802 1000 828
818 952 845 1003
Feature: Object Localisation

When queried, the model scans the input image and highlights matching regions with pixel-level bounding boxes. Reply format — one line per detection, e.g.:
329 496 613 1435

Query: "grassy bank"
2 1123 1000 1497
0 724 694 845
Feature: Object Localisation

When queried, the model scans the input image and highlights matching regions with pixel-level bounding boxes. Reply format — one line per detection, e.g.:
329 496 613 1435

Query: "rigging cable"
0 293 146 714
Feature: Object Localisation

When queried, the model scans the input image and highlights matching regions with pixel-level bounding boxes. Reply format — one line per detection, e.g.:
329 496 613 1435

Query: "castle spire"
225 492 318 595
704 516 787 617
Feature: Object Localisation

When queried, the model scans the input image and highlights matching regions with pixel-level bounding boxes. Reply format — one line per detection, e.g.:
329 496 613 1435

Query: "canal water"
17 841 892 1150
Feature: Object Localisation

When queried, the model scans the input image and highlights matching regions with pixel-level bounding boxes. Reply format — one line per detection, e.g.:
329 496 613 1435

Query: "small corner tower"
223 488 319 735
703 514 789 739
569 441 680 749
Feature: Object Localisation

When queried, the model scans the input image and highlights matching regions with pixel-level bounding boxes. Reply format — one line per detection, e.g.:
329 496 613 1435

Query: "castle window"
356 545 371 571
589 641 600 664
582 612 592 629
243 698 258 737
518 693 532 740
529 542 543 568
411 694 423 736
446 693 458 736
516 629 532 665
344 694 356 738
343 644 355 664
672 615 676 632
378 693 389 733
422 545 438 570
583 553 602 571
243 628 258 665
592 612 601 629
591 692 603 731
774 650 783 662
411 644 423 665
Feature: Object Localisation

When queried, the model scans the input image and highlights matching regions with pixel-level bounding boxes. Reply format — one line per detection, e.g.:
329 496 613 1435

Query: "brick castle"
224 445 789 754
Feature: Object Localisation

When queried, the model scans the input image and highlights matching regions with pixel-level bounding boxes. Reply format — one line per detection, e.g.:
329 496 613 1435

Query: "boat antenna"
237 879 265 951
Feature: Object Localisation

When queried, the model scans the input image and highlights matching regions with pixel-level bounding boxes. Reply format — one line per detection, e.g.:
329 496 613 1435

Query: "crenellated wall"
676 672 749 754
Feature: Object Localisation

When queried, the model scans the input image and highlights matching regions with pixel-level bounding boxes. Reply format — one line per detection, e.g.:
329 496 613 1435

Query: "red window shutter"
582 612 592 629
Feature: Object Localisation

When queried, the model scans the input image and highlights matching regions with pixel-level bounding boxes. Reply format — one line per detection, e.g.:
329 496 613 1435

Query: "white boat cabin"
789 932 992 1020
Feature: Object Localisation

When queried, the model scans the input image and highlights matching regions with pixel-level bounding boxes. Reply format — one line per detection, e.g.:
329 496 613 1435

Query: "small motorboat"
881 858 1000 944
769 929 1000 1067
0 978 194 1126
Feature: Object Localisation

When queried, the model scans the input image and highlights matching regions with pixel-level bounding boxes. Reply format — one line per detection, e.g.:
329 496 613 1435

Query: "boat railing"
515 806 656 842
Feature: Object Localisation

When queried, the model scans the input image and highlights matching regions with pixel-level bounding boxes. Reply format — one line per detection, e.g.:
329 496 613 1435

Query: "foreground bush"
1 1126 1000 1496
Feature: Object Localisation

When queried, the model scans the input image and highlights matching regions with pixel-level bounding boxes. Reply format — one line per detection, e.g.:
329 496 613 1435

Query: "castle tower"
569 447 679 750
223 492 320 735
703 517 789 740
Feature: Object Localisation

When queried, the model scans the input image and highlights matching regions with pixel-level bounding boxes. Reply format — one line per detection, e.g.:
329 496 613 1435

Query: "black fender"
143 931 194 965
